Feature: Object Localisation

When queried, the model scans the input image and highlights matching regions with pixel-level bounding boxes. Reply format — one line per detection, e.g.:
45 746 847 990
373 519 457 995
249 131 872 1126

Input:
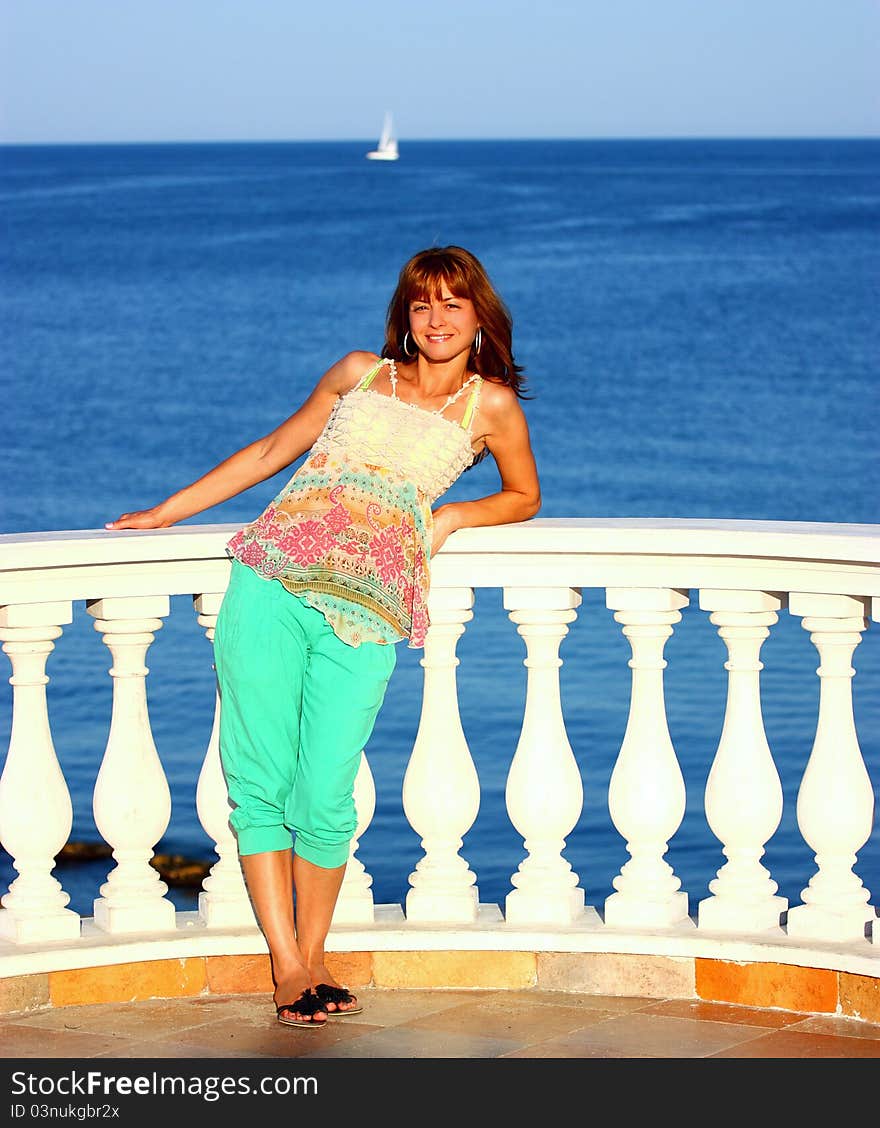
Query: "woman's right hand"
104 506 172 531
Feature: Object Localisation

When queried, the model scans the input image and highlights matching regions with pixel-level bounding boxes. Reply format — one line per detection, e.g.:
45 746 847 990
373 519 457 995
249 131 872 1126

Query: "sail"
367 113 399 160
378 113 393 150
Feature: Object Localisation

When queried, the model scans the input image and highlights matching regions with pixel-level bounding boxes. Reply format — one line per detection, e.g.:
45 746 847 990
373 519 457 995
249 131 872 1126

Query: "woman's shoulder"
477 376 525 418
324 350 385 394
341 349 383 372
473 376 534 451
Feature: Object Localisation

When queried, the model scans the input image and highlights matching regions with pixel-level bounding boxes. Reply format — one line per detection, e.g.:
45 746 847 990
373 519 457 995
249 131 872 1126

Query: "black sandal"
276 989 328 1028
315 982 363 1016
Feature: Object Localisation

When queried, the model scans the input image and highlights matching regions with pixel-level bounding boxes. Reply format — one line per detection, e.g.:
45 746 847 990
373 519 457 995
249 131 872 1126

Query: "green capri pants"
213 559 397 868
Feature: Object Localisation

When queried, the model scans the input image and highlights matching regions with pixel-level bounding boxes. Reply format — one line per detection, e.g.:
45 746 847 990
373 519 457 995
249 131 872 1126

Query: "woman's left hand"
430 504 463 555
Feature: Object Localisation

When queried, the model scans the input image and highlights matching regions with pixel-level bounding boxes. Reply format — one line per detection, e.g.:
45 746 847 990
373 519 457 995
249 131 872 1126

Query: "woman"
105 245 541 1028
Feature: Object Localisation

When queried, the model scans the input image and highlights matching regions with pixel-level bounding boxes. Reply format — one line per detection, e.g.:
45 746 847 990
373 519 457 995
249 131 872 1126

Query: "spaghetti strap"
460 377 483 433
356 357 392 392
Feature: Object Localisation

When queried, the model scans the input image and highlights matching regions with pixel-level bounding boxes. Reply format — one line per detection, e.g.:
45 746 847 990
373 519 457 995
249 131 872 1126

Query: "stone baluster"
403 587 485 923
193 592 256 929
504 587 591 926
604 588 692 929
334 752 382 923
697 590 787 933
0 602 80 943
88 597 176 933
786 593 875 942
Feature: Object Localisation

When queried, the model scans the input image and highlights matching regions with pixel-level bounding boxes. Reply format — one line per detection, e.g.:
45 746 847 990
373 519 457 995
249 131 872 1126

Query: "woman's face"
408 289 479 364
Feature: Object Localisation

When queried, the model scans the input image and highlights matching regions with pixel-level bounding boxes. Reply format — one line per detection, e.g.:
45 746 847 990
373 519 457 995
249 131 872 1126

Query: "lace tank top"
225 357 484 648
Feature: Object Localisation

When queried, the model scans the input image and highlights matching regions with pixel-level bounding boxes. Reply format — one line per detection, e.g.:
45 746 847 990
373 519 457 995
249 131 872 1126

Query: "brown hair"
382 245 528 398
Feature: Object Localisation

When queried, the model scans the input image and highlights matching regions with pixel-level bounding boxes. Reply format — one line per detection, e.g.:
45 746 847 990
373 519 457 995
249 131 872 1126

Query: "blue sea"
1 138 879 919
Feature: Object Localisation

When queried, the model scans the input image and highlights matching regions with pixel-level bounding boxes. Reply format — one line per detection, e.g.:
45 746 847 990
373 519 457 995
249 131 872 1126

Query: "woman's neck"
401 355 471 399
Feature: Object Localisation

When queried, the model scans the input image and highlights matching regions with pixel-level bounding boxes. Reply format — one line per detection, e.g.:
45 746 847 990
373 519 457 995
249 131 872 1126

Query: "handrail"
2 517 880 569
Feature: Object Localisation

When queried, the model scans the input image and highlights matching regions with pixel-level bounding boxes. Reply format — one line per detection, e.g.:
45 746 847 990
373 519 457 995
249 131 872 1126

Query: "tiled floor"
3 988 880 1059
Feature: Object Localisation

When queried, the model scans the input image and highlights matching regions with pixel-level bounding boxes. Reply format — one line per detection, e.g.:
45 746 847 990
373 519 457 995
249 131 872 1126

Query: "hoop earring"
473 327 482 355
403 331 417 358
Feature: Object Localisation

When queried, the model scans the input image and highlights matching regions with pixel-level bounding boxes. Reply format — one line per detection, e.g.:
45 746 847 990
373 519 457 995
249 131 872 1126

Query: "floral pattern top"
226 358 483 648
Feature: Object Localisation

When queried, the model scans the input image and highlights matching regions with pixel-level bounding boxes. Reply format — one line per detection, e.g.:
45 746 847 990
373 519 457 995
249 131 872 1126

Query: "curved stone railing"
0 519 878 1008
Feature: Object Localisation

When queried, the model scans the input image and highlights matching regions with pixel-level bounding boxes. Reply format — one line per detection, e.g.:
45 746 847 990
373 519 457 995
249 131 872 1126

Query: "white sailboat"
366 112 399 161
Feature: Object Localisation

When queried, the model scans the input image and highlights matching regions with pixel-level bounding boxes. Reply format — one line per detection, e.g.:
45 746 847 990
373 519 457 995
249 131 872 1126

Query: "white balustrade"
0 602 80 943
88 596 177 934
403 587 484 922
786 593 876 942
0 521 879 983
503 587 592 926
697 589 787 933
335 751 383 923
604 587 693 929
193 592 256 929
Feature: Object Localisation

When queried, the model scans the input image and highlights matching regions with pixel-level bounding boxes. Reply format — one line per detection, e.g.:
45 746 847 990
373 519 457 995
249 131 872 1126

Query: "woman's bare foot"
274 967 328 1025
308 963 361 1014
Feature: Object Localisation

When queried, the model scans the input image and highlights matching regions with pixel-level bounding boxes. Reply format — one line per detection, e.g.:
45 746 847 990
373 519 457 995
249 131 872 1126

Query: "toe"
277 989 328 1024
299 1009 327 1023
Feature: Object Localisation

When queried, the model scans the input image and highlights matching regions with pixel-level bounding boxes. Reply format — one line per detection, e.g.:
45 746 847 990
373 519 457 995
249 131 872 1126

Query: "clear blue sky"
1 0 878 143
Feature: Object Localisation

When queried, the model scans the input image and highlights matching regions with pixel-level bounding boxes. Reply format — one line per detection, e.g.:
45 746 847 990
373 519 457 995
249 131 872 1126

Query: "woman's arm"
105 351 376 530
431 381 541 554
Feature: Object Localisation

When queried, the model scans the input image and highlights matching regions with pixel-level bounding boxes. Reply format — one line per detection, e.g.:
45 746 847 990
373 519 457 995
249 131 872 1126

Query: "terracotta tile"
49 959 208 1008
400 998 617 1044
372 950 536 989
794 1014 880 1041
517 1011 769 1058
512 989 659 1015
297 1024 520 1058
0 1020 131 1058
539 952 694 999
107 990 384 1057
641 998 804 1028
169 1010 384 1057
9 993 254 1039
839 972 880 1024
205 953 272 994
502 1039 650 1058
92 1038 258 1059
710 1028 880 1058
314 987 494 1026
0 972 50 1015
696 959 838 1014
325 951 372 987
